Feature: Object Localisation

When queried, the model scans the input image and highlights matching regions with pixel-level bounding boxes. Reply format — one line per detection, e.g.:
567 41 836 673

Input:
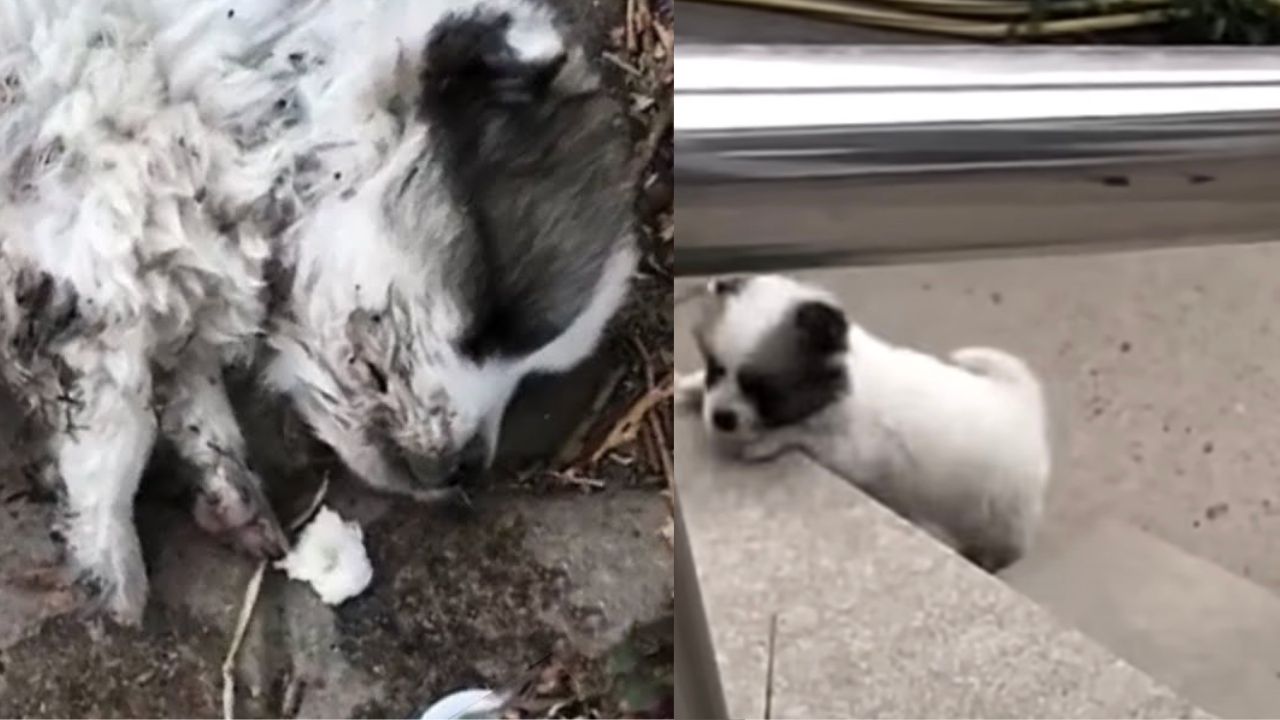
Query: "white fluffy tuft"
275 506 374 606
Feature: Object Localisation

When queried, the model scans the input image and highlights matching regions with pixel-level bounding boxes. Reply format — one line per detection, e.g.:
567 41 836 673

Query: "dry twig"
652 21 674 58
289 475 331 532
221 562 266 720
647 409 672 491
632 101 672 183
281 673 305 718
554 470 607 492
587 374 674 466
557 364 628 467
625 0 637 52
222 477 330 720
601 51 643 78
629 334 656 389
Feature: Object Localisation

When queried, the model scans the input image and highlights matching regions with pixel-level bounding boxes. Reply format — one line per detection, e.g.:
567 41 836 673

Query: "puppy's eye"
738 372 777 405
705 355 726 386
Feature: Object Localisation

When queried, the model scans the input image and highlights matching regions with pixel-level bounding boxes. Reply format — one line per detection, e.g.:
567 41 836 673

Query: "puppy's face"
693 275 851 448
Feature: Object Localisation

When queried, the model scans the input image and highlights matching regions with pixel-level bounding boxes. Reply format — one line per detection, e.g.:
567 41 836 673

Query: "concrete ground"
763 242 1280 596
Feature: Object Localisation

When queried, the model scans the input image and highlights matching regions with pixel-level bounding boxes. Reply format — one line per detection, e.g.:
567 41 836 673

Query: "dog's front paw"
9 560 148 626
192 466 288 561
6 562 89 618
675 371 705 413
72 546 149 626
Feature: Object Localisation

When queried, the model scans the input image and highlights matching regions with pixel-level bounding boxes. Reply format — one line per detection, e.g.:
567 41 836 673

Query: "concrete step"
1002 520 1280 719
672 408 1204 718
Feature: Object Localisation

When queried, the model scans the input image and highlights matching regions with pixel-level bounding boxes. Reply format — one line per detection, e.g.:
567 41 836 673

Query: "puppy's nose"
711 409 738 433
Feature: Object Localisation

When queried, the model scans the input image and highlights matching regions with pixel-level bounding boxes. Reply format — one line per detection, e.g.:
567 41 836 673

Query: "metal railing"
677 45 1280 274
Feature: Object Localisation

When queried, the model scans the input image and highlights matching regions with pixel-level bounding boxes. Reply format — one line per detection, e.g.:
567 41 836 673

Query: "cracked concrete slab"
0 475 670 718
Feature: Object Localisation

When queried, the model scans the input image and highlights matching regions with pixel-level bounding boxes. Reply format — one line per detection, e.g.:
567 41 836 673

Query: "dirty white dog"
0 0 634 622
677 275 1050 571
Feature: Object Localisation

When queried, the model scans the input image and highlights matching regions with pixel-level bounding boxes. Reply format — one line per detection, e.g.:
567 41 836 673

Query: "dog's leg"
54 344 157 625
675 370 705 412
158 355 287 559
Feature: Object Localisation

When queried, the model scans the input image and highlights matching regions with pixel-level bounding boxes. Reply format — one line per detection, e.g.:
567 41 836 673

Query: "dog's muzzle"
404 434 488 488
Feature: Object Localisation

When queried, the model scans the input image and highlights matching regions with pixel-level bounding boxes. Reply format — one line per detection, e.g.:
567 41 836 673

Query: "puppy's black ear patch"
711 276 747 296
794 300 848 354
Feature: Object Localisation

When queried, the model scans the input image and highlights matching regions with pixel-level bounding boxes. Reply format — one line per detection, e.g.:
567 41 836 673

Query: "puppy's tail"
950 347 1043 398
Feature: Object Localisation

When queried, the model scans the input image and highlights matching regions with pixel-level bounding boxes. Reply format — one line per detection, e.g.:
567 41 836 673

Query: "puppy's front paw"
675 371 705 413
738 437 794 463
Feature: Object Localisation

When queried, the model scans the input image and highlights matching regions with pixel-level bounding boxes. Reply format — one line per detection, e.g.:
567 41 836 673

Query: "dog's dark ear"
794 300 848 354
710 276 747 297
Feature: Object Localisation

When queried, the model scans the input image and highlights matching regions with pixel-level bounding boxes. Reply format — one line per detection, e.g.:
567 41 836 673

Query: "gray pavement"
1005 520 1280 719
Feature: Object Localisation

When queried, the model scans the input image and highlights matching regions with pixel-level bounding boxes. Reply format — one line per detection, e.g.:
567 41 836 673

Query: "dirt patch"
334 507 569 717
0 609 225 719
325 490 672 719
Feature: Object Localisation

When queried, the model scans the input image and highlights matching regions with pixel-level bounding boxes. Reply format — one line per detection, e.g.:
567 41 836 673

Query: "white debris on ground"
418 688 508 720
275 506 373 605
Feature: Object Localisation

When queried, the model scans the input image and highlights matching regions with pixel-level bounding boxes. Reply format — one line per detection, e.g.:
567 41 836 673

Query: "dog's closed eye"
365 361 389 394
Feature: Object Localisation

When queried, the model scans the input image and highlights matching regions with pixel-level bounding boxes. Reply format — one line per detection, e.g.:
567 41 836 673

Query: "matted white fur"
0 0 635 623
682 275 1051 571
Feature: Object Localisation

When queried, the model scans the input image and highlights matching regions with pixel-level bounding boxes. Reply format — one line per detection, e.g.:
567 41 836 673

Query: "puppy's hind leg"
54 346 158 625
158 354 287 560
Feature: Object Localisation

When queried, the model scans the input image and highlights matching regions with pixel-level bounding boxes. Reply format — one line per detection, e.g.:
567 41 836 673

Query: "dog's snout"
402 433 489 488
711 408 738 432
445 434 489 486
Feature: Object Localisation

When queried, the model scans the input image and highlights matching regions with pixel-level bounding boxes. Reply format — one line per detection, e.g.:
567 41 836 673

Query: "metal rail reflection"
676 45 1280 274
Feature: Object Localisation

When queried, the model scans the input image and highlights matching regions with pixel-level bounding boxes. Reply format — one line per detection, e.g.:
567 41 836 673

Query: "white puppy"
678 275 1051 571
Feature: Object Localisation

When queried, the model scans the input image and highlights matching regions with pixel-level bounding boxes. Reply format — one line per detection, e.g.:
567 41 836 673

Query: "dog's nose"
444 434 489 486
711 409 738 433
402 434 489 488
